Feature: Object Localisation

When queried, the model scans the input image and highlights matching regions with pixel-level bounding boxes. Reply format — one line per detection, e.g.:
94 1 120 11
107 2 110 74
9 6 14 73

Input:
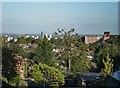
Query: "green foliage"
11 44 33 58
89 43 99 51
1 76 8 84
17 37 34 44
50 37 63 47
31 64 45 82
33 38 55 66
31 38 41 44
24 62 28 78
98 55 114 86
9 76 21 86
1 76 13 87
1 76 28 87
31 62 65 85
17 37 27 44
94 41 120 71
106 35 120 45
18 80 28 87
0 37 3 44
70 44 89 74
110 44 120 70
102 54 113 76
2 47 17 80
13 45 26 57
54 29 89 74
94 43 111 71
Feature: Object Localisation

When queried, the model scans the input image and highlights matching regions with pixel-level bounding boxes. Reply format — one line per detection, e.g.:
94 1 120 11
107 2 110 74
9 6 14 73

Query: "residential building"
84 32 110 44
76 73 99 87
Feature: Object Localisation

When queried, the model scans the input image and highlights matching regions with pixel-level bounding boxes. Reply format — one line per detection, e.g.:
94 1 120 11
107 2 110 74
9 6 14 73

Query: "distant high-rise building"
49 34 52 39
45 33 48 39
41 31 43 39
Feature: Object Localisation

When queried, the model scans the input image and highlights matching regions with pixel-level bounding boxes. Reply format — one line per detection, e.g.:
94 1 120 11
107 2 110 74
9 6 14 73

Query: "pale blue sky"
1 0 120 2
2 2 118 34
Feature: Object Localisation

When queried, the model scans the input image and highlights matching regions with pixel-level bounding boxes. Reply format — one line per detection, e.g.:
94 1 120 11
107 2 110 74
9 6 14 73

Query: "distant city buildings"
5 35 13 42
3 31 110 44
41 31 44 39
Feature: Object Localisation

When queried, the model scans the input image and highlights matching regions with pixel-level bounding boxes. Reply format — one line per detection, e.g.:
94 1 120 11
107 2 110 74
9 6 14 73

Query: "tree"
94 41 120 72
17 37 27 44
97 54 114 86
26 37 34 43
2 46 17 80
94 43 111 71
102 54 113 76
31 62 65 86
32 38 55 66
53 29 89 74
110 44 120 71
12 45 26 58
2 75 28 87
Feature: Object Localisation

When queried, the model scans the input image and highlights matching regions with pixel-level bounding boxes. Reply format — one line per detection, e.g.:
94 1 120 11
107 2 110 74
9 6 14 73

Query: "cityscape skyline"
2 2 118 35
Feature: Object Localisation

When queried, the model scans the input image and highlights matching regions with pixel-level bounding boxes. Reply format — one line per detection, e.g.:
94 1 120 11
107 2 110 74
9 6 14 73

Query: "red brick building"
84 32 110 44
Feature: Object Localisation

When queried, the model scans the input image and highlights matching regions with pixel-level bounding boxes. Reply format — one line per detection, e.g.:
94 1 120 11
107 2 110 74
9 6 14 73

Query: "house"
76 73 99 87
113 69 120 81
104 76 120 87
85 35 101 44
84 32 110 45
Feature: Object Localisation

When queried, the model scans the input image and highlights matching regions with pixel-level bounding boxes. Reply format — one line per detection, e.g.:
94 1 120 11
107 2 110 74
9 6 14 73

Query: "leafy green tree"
2 75 28 87
110 44 120 71
50 37 62 47
31 62 65 85
106 35 120 45
102 54 113 76
71 45 89 74
99 35 120 70
31 38 41 44
26 37 34 43
97 55 114 86
94 41 120 71
12 45 26 58
17 37 27 44
2 46 17 80
54 29 89 74
94 43 111 71
32 38 55 66
9 76 21 87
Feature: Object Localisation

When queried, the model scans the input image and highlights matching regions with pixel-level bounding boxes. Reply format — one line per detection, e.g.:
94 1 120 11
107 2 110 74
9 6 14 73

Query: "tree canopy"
32 38 55 66
53 29 89 74
31 62 65 85
102 54 113 76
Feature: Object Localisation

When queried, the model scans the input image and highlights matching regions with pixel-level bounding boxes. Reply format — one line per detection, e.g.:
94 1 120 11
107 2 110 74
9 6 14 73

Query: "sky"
1 0 120 2
2 2 118 35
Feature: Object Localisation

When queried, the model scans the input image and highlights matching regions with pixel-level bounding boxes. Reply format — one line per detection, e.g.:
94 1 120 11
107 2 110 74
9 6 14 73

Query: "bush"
1 76 8 83
18 80 28 87
50 82 59 88
9 76 21 86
